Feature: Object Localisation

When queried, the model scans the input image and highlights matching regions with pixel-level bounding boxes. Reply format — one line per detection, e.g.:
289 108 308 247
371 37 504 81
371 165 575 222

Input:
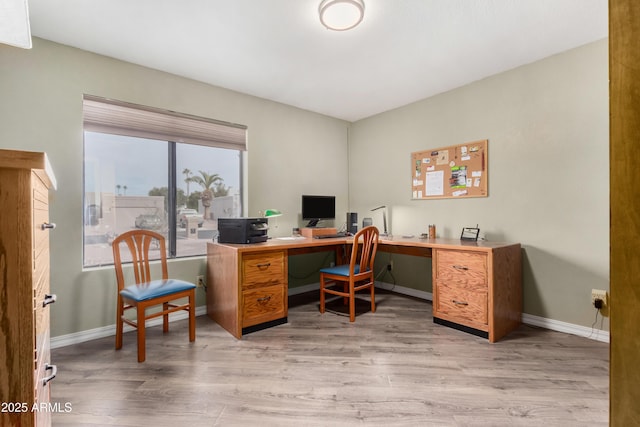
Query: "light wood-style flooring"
51 291 609 426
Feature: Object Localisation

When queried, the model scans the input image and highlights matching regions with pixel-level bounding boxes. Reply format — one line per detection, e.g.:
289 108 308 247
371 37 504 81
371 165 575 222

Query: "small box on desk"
300 227 337 238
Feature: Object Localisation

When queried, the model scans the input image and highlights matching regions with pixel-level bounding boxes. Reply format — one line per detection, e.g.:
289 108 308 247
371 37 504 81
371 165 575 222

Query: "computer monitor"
301 195 335 227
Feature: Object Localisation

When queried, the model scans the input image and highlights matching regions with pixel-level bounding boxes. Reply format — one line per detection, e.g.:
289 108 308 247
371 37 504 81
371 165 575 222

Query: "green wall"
348 39 609 329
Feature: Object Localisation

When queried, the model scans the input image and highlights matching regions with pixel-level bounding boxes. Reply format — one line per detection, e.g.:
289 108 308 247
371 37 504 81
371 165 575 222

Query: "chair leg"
115 296 124 350
319 273 326 314
163 302 169 333
343 282 349 306
188 290 196 342
137 305 146 363
370 281 376 313
349 280 356 322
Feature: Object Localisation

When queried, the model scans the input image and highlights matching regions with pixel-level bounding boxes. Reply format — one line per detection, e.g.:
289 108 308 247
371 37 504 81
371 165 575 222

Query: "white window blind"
83 95 247 151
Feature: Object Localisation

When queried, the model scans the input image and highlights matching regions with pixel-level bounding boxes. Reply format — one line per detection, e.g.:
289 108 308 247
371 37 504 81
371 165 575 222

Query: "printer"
217 217 269 244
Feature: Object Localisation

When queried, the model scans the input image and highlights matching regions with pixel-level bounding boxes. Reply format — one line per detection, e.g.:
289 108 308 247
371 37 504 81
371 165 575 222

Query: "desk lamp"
261 209 283 236
371 205 389 237
263 209 282 218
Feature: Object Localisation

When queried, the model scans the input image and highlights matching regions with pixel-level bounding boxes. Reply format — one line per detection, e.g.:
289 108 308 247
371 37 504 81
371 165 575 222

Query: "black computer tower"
347 212 358 234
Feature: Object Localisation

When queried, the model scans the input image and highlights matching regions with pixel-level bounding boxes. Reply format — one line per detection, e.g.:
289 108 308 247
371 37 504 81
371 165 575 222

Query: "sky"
84 132 241 196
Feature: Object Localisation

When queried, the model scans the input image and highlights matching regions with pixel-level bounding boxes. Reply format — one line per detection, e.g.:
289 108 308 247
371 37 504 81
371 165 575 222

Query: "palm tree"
188 171 223 220
182 168 192 196
116 184 121 196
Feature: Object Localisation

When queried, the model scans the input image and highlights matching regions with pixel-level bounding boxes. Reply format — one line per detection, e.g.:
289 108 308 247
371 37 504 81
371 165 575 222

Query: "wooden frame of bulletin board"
411 139 488 199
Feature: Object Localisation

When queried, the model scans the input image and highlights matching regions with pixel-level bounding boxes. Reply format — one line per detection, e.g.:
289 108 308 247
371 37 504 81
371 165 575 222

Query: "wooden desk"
206 236 521 342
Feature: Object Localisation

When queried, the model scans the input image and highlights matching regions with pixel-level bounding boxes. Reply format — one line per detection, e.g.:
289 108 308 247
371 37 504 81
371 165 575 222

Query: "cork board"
411 139 488 199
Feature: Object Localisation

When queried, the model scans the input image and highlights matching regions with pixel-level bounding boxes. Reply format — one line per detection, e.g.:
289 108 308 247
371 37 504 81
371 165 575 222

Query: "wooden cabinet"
0 149 57 427
433 245 521 342
241 252 287 328
207 244 288 338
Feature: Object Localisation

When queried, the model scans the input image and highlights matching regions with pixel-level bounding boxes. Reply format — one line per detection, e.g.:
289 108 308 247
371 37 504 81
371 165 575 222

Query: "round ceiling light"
319 0 365 31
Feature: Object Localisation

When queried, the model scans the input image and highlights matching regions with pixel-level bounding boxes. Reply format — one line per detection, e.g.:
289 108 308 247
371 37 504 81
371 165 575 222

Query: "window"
83 96 246 267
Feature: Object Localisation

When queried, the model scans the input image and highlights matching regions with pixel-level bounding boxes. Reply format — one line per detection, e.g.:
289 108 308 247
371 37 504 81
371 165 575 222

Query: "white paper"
426 170 444 196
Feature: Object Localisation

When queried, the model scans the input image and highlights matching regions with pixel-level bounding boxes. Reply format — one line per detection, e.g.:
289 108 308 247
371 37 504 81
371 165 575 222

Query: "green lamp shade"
264 209 282 218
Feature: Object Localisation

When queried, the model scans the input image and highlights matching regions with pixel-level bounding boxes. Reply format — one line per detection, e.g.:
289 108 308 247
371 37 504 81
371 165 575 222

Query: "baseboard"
52 283 609 348
50 305 207 349
288 283 322 296
374 281 434 301
521 312 609 343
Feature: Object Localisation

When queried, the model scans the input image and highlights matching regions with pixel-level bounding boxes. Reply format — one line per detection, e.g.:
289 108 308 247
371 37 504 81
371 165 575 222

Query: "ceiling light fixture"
319 0 365 31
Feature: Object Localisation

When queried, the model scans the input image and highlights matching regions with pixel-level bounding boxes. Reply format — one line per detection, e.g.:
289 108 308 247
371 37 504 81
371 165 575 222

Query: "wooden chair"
112 230 196 362
319 226 379 322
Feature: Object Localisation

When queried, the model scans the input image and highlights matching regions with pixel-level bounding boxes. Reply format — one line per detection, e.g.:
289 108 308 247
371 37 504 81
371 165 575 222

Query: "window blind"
83 95 247 151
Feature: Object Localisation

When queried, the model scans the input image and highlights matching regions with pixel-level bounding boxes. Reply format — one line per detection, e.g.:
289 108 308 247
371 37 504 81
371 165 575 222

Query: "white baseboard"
52 283 609 348
50 305 207 349
521 312 609 343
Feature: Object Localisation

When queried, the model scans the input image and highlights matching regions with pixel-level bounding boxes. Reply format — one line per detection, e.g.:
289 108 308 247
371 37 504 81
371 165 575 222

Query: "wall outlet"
387 260 393 271
197 275 205 288
591 289 608 308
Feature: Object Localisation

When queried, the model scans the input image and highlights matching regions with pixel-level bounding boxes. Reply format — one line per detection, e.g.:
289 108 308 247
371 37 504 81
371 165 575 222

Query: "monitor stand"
305 219 320 227
301 227 337 238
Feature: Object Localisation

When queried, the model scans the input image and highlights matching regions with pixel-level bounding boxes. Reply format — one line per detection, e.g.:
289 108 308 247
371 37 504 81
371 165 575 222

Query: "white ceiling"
27 0 608 122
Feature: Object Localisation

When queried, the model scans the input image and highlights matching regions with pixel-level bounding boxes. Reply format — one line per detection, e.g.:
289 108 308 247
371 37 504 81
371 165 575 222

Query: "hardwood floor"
51 291 609 426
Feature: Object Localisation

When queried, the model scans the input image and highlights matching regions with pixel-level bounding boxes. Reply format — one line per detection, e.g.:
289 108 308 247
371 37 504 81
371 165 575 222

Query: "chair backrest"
111 230 169 291
349 226 379 275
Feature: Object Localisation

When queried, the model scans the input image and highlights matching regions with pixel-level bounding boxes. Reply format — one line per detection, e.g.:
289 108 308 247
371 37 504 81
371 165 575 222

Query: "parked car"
178 208 204 228
134 214 163 230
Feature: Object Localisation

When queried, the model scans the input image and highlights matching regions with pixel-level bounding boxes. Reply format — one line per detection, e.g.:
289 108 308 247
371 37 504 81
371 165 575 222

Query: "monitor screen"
302 195 335 226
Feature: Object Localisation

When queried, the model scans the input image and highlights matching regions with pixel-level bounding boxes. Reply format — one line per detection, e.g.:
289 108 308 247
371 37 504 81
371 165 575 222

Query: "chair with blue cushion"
319 225 379 322
112 230 196 362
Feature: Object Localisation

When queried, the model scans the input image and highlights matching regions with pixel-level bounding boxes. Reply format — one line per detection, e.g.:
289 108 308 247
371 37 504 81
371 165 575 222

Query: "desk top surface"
210 236 520 254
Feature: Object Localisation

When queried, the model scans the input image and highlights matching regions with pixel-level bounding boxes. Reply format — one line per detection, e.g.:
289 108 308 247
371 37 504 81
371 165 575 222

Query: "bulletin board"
411 139 488 199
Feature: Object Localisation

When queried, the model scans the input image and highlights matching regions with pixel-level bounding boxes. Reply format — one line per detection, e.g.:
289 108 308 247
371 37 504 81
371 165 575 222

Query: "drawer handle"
41 222 57 230
256 262 271 269
43 294 57 307
452 300 469 306
257 295 271 304
43 363 57 386
452 265 469 271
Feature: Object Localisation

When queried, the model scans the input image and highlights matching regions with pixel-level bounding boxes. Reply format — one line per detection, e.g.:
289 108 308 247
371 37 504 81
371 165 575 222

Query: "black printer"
217 217 269 244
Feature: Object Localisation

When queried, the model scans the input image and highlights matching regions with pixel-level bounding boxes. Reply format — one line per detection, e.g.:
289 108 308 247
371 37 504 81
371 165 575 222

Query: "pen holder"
428 224 436 239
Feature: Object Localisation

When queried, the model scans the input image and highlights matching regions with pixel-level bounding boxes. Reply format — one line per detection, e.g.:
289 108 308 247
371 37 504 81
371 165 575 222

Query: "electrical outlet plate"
591 289 607 307
196 275 205 288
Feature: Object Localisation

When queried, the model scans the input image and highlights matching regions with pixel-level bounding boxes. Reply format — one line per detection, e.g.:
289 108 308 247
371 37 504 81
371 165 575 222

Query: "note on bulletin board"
411 139 488 199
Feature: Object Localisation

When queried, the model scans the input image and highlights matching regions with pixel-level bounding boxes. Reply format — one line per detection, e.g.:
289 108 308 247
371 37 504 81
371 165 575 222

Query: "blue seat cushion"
120 279 196 302
320 264 369 276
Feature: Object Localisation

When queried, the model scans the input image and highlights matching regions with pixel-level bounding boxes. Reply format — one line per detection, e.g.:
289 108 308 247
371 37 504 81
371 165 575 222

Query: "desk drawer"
435 282 488 325
435 250 487 285
242 285 286 328
242 251 286 289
